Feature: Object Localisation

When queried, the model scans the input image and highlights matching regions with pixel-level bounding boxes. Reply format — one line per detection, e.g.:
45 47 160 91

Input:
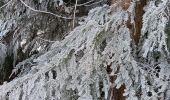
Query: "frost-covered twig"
73 0 78 28
37 37 56 43
0 0 13 9
83 0 103 7
76 0 95 6
20 0 72 19
70 0 103 7
70 0 95 7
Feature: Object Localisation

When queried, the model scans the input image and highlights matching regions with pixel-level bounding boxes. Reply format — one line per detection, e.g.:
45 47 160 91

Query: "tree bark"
110 0 147 99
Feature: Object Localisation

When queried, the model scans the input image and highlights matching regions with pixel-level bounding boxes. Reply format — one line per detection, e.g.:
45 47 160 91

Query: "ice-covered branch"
37 37 56 43
73 0 78 28
0 0 13 9
70 0 103 7
0 0 170 100
20 0 72 19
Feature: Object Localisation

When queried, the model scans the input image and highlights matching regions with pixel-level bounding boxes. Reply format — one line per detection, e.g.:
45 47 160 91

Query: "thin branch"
37 36 56 43
0 0 13 9
70 0 95 7
20 0 72 19
77 0 95 6
70 0 104 7
73 0 78 28
84 0 103 7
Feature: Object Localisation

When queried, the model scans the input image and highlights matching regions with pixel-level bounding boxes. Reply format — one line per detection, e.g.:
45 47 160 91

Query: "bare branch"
37 37 56 43
70 0 103 7
84 0 103 7
20 0 72 19
73 0 78 28
0 0 13 9
70 0 95 7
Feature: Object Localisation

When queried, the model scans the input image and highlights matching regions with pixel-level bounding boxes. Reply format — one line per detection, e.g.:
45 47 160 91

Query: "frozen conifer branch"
0 0 170 100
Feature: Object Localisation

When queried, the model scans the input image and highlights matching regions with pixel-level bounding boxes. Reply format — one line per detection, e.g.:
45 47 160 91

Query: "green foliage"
94 29 111 49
